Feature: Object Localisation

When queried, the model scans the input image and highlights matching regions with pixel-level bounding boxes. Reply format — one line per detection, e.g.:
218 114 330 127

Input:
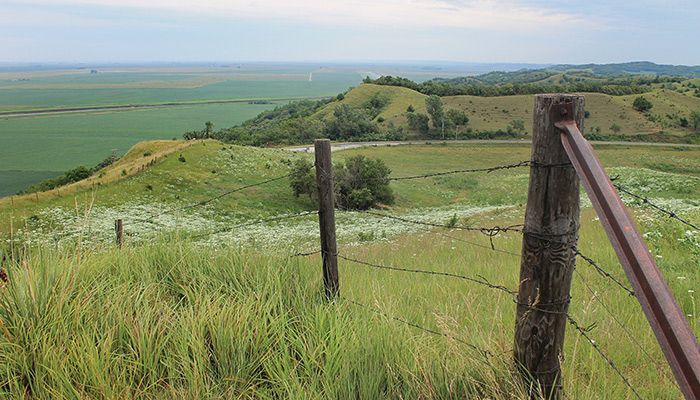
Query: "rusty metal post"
556 106 700 399
114 219 123 248
515 94 584 399
314 139 339 299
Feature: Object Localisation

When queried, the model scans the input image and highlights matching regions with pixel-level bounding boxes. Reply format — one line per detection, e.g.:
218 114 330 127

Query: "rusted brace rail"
555 101 700 400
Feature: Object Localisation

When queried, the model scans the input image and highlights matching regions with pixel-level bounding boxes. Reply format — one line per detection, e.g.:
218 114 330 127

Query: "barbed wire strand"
130 172 293 225
343 297 491 357
566 314 644 400
385 160 572 181
436 230 523 258
354 210 523 236
189 210 316 239
574 269 678 390
574 249 635 297
338 253 518 295
612 183 699 231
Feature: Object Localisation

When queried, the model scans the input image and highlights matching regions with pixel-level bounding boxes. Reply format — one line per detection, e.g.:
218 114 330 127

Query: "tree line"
362 73 686 97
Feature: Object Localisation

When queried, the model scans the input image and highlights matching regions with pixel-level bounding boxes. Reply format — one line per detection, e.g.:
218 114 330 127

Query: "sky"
2 0 700 65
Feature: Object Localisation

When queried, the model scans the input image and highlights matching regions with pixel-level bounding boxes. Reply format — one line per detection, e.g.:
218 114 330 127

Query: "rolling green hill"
1 139 698 398
315 84 428 126
315 84 699 138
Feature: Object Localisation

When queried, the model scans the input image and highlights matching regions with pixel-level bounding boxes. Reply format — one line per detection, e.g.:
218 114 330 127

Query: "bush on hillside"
446 109 470 126
363 93 391 118
633 96 653 112
407 112 430 134
324 104 378 140
288 155 394 210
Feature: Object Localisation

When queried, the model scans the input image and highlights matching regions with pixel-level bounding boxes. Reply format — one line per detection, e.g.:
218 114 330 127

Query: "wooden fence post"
314 139 339 299
515 94 584 398
114 219 123 248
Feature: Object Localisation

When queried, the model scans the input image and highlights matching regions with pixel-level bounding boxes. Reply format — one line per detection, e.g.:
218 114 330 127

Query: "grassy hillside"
0 140 698 398
315 84 428 125
3 139 699 245
319 84 700 138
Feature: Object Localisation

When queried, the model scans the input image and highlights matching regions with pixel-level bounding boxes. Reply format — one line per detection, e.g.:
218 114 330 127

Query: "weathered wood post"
314 139 339 299
114 219 123 248
515 94 584 398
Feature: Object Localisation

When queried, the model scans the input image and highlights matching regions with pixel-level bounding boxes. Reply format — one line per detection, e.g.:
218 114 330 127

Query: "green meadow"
0 141 698 398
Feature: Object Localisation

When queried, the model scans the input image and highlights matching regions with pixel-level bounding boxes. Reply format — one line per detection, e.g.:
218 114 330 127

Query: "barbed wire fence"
6 139 697 399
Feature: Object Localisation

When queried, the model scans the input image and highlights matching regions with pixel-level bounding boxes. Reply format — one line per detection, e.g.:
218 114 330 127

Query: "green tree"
287 156 394 210
205 121 214 136
632 96 653 112
425 95 446 139
691 111 700 131
610 123 622 134
507 119 526 134
324 104 377 140
335 156 394 210
406 104 415 113
289 159 316 199
407 112 430 134
447 109 470 126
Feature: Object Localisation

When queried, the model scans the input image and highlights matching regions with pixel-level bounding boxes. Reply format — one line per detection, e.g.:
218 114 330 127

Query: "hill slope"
321 84 699 138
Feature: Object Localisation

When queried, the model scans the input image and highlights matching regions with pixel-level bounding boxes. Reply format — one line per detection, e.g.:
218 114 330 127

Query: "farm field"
0 102 283 196
0 140 697 398
0 65 367 195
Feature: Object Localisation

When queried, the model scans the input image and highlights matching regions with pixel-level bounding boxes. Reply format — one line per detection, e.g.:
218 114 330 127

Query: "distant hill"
199 82 700 147
551 62 700 78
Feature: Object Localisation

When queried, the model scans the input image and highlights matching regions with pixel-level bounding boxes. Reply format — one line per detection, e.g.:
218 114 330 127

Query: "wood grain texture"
514 94 584 399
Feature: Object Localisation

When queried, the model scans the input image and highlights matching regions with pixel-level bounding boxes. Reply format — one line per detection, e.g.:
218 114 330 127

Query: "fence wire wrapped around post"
514 94 583 399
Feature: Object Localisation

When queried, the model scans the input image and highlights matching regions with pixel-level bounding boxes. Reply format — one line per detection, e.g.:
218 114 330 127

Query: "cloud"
18 0 589 31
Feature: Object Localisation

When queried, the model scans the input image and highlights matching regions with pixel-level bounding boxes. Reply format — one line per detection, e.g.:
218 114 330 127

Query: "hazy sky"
2 0 699 65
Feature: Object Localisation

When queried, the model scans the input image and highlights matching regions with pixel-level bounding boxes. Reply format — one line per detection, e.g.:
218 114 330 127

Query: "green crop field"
0 140 697 398
0 65 368 195
0 103 283 196
0 67 362 111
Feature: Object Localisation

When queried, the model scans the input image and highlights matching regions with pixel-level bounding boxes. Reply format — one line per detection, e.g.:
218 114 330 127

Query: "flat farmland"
0 65 364 195
0 102 280 196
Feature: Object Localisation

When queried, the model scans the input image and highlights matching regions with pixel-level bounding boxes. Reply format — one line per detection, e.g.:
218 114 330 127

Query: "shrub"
446 109 469 126
407 112 430 134
347 188 374 210
289 159 316 199
633 96 653 112
691 111 700 132
507 119 526 134
178 154 186 163
324 104 377 140
335 156 394 209
288 155 393 210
